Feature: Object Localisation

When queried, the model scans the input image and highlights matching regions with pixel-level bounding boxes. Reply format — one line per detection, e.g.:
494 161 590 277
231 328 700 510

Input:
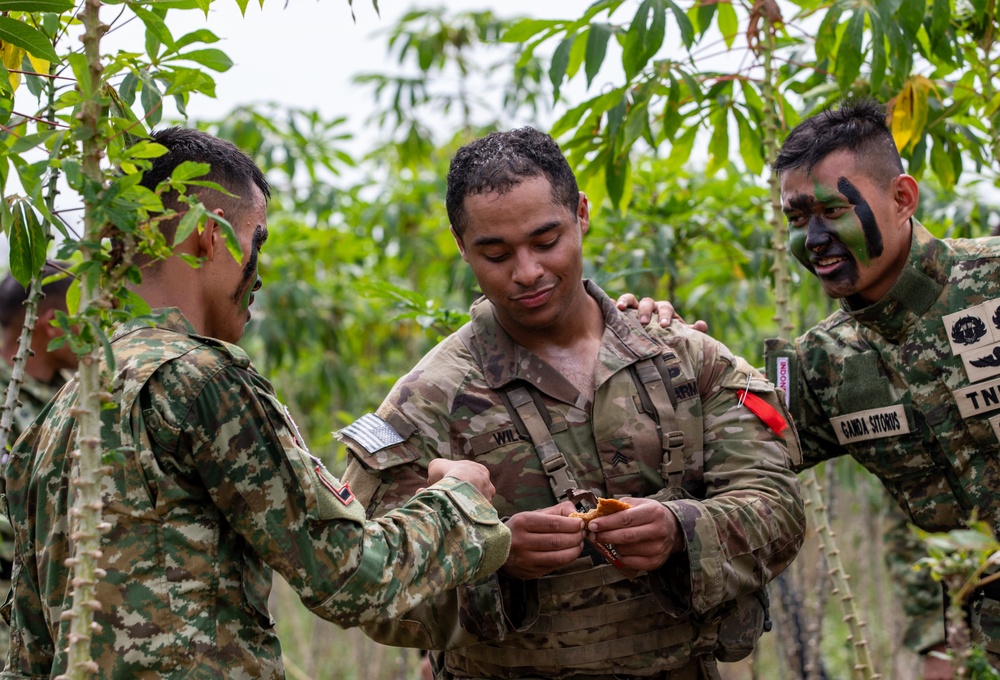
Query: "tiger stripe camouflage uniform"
1 309 510 679
342 282 805 680
767 221 1000 667
0 363 66 666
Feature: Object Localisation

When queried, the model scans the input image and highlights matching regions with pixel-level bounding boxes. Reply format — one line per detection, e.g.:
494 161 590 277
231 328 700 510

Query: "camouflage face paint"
815 180 870 266
838 177 884 259
233 225 267 306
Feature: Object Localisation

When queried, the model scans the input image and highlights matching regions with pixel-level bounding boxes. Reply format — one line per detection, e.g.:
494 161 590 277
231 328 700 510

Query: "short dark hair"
772 99 905 190
0 261 72 328
135 127 270 265
446 127 579 237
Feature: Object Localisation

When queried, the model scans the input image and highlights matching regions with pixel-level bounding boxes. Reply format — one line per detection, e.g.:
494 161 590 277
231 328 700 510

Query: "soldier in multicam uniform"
0 262 76 665
340 127 806 680
1 128 511 679
761 99 1000 675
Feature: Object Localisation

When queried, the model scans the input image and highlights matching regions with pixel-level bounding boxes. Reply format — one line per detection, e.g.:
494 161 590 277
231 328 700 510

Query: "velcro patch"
315 469 356 506
830 404 910 445
337 412 405 453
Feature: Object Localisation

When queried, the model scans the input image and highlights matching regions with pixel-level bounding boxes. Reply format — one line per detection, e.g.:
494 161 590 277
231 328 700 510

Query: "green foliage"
503 0 998 208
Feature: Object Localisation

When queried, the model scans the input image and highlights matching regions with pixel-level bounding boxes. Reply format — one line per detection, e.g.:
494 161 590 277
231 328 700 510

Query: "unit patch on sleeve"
337 412 405 454
830 404 910 445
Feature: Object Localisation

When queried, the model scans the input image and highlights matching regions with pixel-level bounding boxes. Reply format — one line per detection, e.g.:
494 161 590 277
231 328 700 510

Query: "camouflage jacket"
767 222 1000 658
342 282 805 678
0 362 67 665
1 309 510 680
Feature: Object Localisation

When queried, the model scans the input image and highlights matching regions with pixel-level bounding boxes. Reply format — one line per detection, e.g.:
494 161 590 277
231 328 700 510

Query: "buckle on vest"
545 462 577 501
665 430 685 450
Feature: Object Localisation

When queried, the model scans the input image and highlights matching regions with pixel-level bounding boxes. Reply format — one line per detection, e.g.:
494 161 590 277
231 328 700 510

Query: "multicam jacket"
1 309 510 679
767 221 1000 660
0 363 66 665
342 282 805 679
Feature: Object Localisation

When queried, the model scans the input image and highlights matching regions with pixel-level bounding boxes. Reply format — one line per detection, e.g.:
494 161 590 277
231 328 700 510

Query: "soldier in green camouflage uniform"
0 128 511 679
0 263 76 665
341 127 806 680
763 99 1000 675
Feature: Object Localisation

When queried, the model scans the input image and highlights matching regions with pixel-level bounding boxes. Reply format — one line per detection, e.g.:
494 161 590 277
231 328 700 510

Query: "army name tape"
830 404 910 445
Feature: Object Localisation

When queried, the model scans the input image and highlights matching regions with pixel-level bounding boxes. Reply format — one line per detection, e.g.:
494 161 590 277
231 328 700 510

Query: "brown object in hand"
570 497 631 523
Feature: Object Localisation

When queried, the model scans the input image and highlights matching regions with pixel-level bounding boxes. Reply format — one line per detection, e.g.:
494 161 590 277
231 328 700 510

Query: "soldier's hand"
615 294 708 333
501 503 584 580
428 459 496 501
585 497 683 572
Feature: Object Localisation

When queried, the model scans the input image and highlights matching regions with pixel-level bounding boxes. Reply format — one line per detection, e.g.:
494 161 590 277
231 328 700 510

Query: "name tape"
830 404 910 445
953 374 1000 419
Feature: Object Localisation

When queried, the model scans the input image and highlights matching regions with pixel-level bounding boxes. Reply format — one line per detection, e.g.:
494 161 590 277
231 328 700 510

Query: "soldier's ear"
198 209 224 261
892 174 919 224
452 226 468 262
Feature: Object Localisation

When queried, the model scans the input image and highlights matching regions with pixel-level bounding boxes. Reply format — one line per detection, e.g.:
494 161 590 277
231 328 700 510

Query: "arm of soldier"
342 427 521 649
649 330 805 615
185 367 510 630
764 336 847 472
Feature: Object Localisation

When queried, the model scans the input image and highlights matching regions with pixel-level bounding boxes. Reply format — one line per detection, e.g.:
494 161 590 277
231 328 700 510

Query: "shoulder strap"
456 323 580 501
629 357 686 489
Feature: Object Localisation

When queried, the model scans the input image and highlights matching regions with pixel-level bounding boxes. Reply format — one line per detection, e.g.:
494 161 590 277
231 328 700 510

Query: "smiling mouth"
513 287 553 308
811 254 850 275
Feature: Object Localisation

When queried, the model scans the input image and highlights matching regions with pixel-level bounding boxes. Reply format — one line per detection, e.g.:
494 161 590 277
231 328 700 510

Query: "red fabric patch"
736 390 789 436
315 467 356 505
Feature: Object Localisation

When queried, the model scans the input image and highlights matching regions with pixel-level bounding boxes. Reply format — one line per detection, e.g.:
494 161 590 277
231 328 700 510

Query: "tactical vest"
443 322 768 678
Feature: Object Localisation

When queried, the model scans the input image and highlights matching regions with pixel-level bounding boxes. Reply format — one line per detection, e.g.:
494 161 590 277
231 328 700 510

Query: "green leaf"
0 0 73 10
717 1 738 48
816 3 844 61
706 107 729 175
623 0 653 81
734 108 764 174
8 201 46 287
691 1 710 37
870 26 886 91
126 140 167 159
234 0 250 15
170 160 210 183
501 18 560 43
549 35 575 100
665 0 694 49
929 134 955 189
130 3 176 50
926 0 949 49
0 16 57 62
835 10 865 90
174 201 205 246
667 124 698 166
896 0 927 37
66 52 92 97
176 48 233 72
175 28 221 50
605 151 631 210
585 23 613 87
7 129 57 154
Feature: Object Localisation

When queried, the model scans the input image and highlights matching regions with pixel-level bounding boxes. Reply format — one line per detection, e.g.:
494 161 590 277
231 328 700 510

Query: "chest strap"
629 356 685 488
